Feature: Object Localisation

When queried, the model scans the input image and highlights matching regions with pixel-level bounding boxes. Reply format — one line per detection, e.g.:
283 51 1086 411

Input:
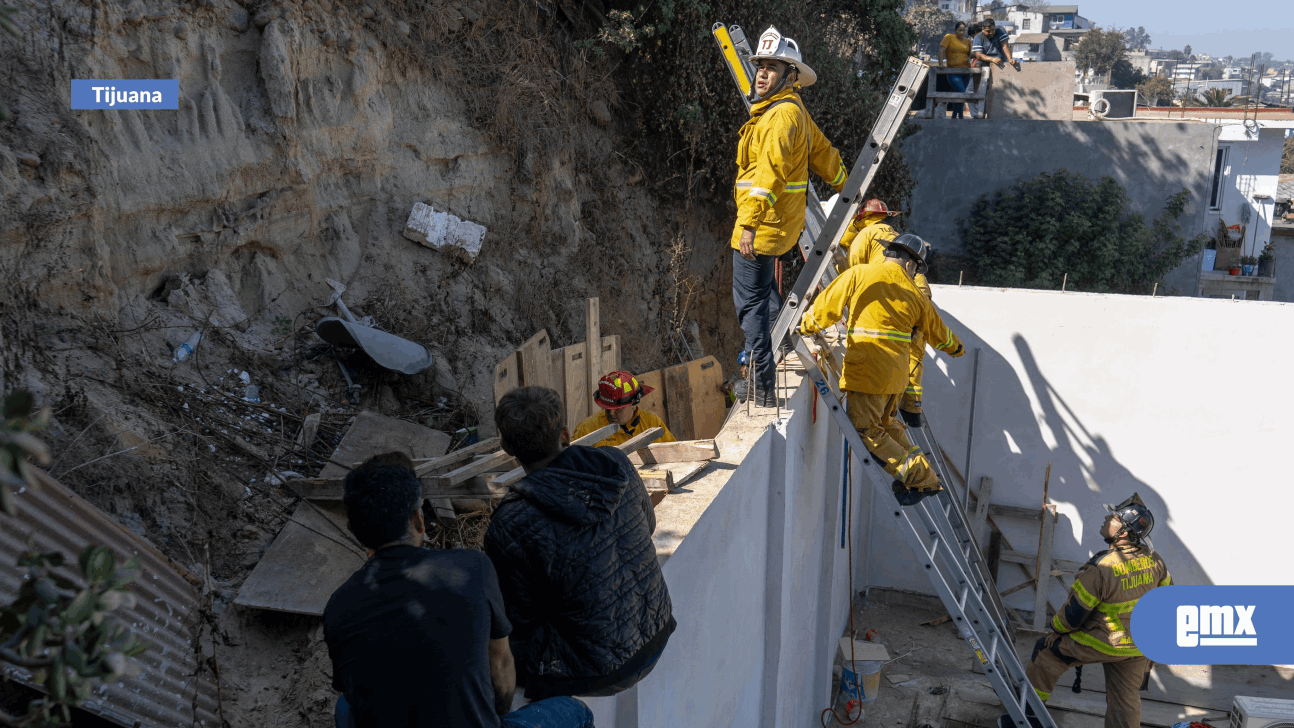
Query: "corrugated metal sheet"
0 470 222 727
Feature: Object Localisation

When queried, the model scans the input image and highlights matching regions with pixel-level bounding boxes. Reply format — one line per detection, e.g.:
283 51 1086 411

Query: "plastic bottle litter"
173 331 202 362
244 385 260 403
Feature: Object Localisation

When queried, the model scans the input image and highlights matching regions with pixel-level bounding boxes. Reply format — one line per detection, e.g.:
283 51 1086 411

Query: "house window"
1022 18 1031 29
1030 44 1040 52
1208 146 1230 212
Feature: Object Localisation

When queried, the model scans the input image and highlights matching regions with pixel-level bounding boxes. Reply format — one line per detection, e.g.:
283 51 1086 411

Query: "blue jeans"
731 249 781 392
334 695 594 728
945 72 969 117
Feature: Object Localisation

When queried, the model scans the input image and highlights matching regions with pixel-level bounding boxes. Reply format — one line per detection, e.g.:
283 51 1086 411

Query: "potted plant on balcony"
1239 255 1258 276
1258 244 1275 277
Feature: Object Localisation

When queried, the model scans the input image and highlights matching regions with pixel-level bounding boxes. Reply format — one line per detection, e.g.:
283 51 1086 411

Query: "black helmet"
887 233 932 274
1104 493 1154 549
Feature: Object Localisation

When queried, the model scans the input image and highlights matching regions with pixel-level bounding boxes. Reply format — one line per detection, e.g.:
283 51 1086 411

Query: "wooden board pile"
494 297 727 441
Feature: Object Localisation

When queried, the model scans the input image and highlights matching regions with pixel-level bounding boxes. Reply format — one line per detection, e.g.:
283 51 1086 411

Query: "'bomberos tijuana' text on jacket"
1052 543 1172 657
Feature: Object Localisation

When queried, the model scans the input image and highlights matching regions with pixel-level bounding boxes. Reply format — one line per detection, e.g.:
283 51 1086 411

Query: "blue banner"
1131 585 1294 665
71 79 178 110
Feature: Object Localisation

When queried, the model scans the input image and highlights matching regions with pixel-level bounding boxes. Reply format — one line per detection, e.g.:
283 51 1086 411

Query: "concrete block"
403 202 487 262
987 61 1075 120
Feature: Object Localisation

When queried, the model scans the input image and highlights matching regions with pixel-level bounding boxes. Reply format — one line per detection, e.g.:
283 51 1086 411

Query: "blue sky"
1066 0 1292 59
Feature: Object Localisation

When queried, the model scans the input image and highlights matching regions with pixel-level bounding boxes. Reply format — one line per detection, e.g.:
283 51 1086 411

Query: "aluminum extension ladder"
711 24 1055 728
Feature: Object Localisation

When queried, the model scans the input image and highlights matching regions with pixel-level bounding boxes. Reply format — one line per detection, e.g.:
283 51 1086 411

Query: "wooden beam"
487 423 621 489
998 549 1084 575
517 329 554 391
429 451 519 490
970 476 993 558
1033 503 1057 631
494 352 520 404
638 468 674 492
616 427 664 455
987 513 1065 617
411 437 502 474
564 342 589 432
586 297 601 419
989 503 1044 521
628 439 719 465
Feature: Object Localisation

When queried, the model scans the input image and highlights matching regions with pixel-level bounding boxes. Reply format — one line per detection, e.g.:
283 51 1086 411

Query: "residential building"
904 0 974 22
1005 5 1092 61
1009 33 1061 62
1175 78 1249 101
1172 62 1204 82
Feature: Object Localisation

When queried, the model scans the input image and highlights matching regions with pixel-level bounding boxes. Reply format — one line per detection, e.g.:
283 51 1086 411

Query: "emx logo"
1133 586 1293 664
1177 605 1257 646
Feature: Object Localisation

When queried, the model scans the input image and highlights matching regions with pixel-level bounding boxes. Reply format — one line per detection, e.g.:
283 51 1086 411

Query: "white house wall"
1216 125 1284 257
866 286 1294 614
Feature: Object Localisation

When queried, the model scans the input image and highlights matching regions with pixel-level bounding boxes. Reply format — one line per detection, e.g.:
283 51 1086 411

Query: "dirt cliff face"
1 0 737 723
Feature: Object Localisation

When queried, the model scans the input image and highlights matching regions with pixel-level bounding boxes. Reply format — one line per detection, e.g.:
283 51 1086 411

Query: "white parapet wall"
871 285 1294 607
581 381 877 728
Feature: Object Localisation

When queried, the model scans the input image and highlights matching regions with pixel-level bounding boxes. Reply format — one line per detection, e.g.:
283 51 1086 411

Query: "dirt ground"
0 0 744 724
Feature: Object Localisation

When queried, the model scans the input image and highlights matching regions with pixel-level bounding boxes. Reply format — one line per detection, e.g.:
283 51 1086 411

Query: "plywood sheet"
661 356 726 440
236 411 450 614
600 335 622 373
636 368 668 428
563 342 590 433
494 351 519 404
517 329 554 391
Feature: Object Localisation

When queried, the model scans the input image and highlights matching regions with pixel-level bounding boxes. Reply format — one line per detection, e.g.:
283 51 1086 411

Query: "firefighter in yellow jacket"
798 234 963 505
839 198 901 269
571 371 676 448
1004 494 1171 728
899 260 934 428
731 26 850 408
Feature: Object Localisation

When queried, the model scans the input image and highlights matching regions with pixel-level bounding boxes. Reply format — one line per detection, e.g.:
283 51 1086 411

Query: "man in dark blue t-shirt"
971 19 1021 71
323 454 594 728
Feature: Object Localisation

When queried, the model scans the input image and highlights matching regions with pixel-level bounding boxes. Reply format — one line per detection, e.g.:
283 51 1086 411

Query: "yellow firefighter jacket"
1051 543 1172 658
730 87 849 257
908 272 932 381
801 262 962 394
840 213 899 268
571 408 676 448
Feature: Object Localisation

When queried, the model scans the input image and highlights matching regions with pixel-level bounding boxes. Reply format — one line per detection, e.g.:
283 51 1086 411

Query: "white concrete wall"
869 285 1294 611
587 382 872 728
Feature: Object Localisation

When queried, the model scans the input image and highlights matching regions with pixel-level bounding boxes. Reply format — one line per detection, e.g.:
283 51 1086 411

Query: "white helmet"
749 26 817 88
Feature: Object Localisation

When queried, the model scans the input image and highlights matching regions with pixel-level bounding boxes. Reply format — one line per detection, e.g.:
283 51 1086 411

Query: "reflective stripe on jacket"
840 214 898 268
730 87 849 257
800 262 961 394
1052 543 1172 657
571 408 676 447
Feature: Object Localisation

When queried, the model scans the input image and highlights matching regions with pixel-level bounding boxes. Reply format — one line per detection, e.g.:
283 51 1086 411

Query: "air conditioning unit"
1230 696 1294 728
1090 89 1138 119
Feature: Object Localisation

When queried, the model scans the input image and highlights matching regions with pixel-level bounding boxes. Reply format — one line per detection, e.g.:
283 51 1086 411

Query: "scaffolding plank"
517 329 554 391
494 351 520 404
564 342 589 431
586 297 601 418
628 439 719 466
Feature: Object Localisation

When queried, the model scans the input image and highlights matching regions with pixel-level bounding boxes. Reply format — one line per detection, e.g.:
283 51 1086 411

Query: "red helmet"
594 371 654 410
856 198 895 221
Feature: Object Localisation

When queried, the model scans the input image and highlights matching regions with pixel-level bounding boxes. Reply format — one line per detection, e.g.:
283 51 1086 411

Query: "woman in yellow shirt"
938 22 973 119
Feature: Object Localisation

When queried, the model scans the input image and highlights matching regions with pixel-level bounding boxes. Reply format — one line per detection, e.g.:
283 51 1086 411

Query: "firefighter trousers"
900 330 926 414
845 392 940 491
1025 633 1150 728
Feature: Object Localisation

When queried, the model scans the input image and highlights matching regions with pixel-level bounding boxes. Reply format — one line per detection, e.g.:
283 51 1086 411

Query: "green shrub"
962 170 1208 294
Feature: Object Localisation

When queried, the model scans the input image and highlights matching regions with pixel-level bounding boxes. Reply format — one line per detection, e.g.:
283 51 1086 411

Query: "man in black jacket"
485 386 677 701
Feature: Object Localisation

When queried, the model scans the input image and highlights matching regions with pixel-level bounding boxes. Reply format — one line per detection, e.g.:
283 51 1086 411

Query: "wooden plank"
636 368 667 429
517 329 554 391
564 342 590 433
628 439 719 466
971 477 993 557
237 412 450 615
999 549 1084 575
550 347 566 415
987 513 1065 617
601 334 621 373
638 468 674 492
494 351 520 404
487 423 620 489
616 426 664 454
662 360 693 439
428 451 519 489
412 437 502 475
989 503 1043 521
658 461 707 489
1033 504 1057 631
585 297 601 419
